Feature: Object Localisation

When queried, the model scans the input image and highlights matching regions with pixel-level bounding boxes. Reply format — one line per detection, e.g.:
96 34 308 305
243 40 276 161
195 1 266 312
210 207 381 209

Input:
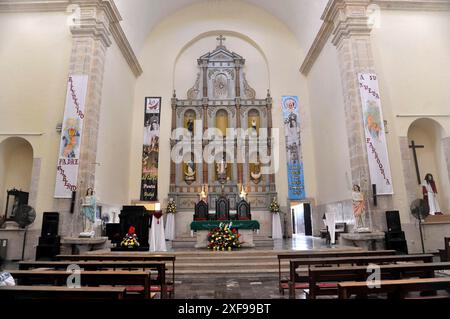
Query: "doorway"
291 202 312 236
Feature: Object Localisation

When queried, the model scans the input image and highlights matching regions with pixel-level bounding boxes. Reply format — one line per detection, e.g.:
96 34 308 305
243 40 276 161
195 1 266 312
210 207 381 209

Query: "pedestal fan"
410 198 429 254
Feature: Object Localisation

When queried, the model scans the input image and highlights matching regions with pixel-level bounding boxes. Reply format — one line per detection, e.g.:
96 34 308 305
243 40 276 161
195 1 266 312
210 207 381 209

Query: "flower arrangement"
207 223 242 251
269 198 280 214
120 226 140 248
166 199 177 214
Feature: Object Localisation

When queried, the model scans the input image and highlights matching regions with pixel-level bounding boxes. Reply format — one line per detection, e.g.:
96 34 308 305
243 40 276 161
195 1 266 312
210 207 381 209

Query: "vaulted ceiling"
114 0 329 54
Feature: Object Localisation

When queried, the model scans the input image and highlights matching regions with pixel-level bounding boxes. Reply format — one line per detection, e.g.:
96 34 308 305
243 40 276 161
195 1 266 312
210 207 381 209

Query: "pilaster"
328 0 392 230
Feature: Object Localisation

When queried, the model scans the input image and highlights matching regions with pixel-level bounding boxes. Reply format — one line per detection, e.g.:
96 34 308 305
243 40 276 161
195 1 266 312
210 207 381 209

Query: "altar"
190 220 260 248
167 36 277 241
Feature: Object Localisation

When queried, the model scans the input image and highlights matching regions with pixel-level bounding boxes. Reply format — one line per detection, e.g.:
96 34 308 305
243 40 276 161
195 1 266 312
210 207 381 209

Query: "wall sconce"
56 123 62 133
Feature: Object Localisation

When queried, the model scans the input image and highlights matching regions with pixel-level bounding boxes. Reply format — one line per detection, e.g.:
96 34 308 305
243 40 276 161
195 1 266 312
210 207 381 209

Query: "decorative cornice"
300 0 450 75
70 18 113 48
373 0 450 11
0 0 142 77
300 20 334 75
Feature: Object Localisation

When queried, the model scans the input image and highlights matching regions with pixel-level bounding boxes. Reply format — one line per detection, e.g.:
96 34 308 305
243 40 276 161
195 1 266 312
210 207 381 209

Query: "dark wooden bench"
439 237 450 262
56 254 176 297
0 285 126 300
18 260 168 298
277 250 396 294
307 261 450 299
8 270 153 299
288 254 434 298
338 277 450 299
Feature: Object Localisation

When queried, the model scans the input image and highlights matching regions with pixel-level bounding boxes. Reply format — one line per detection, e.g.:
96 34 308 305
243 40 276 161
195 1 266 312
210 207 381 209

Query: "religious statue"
216 156 228 183
187 117 194 135
80 188 96 238
352 185 368 232
239 184 248 200
422 173 442 215
199 185 208 202
250 157 262 184
184 158 196 184
251 119 257 133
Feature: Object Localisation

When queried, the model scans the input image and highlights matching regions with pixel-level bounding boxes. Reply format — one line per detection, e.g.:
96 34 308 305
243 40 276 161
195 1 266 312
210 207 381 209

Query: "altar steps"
163 250 290 277
171 236 274 248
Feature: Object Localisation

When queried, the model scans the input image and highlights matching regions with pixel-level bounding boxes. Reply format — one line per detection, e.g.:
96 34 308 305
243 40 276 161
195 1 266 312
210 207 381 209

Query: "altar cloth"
190 220 260 231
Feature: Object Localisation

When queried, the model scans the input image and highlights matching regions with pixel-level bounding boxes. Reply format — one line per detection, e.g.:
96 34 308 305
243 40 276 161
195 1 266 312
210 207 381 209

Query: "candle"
155 202 161 211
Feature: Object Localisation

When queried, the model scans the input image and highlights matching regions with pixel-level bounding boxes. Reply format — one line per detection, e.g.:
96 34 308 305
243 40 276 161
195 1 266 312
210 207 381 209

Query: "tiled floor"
174 276 296 299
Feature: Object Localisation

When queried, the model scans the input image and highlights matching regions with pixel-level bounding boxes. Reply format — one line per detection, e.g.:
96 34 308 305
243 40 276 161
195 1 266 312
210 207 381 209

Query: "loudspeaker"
41 212 59 238
385 231 408 254
386 211 402 232
106 223 121 245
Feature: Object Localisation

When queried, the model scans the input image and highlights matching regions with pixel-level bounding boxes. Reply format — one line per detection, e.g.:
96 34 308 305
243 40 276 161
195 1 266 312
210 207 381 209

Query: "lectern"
111 206 149 251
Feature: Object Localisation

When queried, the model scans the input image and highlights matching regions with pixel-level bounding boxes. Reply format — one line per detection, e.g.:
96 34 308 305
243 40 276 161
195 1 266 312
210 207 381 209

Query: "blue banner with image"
281 96 305 200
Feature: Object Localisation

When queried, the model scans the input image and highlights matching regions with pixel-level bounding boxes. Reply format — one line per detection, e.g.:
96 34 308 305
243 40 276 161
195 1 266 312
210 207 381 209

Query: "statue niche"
184 110 196 135
248 109 260 136
183 153 196 185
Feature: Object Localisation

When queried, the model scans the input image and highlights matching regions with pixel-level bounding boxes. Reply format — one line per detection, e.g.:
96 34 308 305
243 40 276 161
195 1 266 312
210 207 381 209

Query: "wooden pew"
338 277 450 299
277 250 396 294
307 261 450 299
288 253 433 298
56 254 176 297
0 285 126 300
439 237 450 262
8 270 153 299
18 261 168 298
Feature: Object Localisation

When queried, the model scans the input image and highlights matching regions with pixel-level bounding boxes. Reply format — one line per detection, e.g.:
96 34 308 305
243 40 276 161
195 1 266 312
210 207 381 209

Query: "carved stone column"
170 93 177 188
327 0 392 230
202 98 209 185
266 91 275 190
59 1 114 235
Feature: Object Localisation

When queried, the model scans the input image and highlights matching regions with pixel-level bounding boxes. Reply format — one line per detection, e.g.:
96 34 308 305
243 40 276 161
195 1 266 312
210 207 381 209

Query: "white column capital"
323 0 373 47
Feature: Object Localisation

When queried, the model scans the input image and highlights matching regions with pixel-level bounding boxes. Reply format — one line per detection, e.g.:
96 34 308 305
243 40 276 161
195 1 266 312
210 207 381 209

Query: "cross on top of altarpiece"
217 35 226 47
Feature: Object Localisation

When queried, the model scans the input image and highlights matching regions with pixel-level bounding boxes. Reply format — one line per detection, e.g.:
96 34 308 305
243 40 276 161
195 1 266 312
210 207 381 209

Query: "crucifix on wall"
409 140 425 185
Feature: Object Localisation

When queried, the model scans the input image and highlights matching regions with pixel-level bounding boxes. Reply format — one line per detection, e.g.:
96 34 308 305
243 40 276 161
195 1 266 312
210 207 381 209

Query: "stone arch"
403 118 450 215
0 137 35 215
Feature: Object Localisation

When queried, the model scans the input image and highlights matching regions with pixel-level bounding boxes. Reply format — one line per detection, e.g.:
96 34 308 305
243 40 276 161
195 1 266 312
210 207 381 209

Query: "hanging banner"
141 97 161 201
358 73 393 195
54 75 88 198
282 96 305 200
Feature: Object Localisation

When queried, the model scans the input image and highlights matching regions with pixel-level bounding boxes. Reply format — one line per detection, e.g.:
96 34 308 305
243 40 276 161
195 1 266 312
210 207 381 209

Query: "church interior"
0 0 450 303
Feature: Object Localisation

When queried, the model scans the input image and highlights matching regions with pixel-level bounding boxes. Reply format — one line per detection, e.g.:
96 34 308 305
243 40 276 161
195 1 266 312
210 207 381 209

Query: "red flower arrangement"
207 223 242 251
121 226 140 248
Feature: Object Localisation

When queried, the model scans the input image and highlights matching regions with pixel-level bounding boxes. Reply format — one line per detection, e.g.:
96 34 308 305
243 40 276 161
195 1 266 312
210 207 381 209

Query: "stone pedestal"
340 232 385 251
422 216 450 253
60 237 109 255
194 229 255 249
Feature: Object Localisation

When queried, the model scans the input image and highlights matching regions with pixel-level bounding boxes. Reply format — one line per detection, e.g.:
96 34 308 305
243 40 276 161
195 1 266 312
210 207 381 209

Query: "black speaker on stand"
385 211 408 254
35 212 60 260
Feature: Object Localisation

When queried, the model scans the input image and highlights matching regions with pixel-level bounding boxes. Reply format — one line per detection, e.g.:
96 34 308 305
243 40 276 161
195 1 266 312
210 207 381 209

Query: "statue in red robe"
422 173 442 216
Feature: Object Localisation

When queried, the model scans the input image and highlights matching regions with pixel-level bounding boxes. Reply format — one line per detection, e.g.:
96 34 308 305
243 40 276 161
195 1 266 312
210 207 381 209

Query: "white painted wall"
129 1 317 208
114 0 329 55
0 11 72 230
371 9 450 223
95 41 137 208
307 41 352 205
